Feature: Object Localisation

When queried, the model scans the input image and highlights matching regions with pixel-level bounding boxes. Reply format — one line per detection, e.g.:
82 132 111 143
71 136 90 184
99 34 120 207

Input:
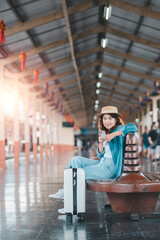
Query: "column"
53 111 58 152
32 96 37 162
0 64 5 168
137 111 140 137
39 100 43 160
14 79 20 165
48 108 53 157
152 97 158 122
25 90 30 163
44 105 48 158
146 103 151 130
57 114 74 152
141 108 145 134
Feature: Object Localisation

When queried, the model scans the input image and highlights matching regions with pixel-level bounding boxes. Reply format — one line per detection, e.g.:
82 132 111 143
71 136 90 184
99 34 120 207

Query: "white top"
103 141 112 159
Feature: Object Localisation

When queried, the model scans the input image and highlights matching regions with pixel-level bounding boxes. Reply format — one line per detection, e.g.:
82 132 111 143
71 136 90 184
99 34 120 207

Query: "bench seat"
86 133 160 219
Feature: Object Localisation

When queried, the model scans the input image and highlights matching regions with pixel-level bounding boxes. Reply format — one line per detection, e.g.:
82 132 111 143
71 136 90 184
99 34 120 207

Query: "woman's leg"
67 156 99 169
49 156 98 200
84 163 115 180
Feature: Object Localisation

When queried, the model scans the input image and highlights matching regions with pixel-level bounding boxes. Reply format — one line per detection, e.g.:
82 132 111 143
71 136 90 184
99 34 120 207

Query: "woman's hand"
98 132 105 143
98 132 105 153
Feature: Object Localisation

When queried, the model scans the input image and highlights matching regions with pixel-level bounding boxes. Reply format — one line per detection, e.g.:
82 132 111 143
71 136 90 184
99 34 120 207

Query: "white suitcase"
64 168 85 222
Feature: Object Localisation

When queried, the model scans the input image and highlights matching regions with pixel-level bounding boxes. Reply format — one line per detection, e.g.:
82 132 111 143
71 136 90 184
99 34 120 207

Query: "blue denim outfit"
67 156 115 180
67 124 137 180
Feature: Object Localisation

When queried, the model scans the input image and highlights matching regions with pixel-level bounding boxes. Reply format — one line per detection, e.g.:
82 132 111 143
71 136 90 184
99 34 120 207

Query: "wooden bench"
87 132 160 220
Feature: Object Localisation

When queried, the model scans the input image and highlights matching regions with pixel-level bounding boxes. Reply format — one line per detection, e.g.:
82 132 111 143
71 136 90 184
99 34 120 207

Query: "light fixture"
98 72 103 78
95 100 99 104
103 6 112 20
101 38 108 48
96 89 100 94
93 115 97 120
96 81 101 88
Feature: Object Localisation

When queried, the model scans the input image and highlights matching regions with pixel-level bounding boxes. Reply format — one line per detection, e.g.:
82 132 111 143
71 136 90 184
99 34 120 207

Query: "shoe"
48 189 64 200
58 208 65 214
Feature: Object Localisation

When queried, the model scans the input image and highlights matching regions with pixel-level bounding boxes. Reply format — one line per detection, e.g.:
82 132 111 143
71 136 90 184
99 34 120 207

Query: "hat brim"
97 112 122 118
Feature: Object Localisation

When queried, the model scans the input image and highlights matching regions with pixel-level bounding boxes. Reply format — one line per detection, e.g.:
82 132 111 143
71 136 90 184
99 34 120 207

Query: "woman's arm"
106 124 137 142
106 130 122 142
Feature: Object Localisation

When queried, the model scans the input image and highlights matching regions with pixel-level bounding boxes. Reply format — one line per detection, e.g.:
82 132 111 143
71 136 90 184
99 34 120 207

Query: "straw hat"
97 106 122 118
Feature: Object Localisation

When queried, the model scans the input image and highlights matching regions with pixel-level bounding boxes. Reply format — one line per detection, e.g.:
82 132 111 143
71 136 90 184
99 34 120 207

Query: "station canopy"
1 0 160 127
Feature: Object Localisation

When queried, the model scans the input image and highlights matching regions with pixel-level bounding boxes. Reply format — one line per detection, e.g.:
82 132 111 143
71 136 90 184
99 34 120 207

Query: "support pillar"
137 111 140 137
25 91 30 163
53 111 58 153
141 108 145 134
152 97 158 122
44 105 48 158
39 100 43 160
49 109 53 157
14 79 20 165
0 64 5 168
32 96 37 162
146 103 151 130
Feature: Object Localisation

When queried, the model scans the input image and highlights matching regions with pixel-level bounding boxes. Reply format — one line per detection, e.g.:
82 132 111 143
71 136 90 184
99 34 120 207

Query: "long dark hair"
98 113 124 134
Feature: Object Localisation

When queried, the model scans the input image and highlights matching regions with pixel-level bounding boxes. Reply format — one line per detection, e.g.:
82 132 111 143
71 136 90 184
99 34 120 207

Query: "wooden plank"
107 25 160 50
103 72 154 92
103 62 160 83
110 0 160 21
123 165 141 172
62 0 85 112
151 173 160 181
124 152 138 159
5 1 105 37
104 48 160 69
143 173 159 181
124 159 140 165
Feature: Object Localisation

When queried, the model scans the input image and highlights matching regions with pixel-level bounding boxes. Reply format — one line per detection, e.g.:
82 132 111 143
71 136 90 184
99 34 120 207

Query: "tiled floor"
0 151 160 240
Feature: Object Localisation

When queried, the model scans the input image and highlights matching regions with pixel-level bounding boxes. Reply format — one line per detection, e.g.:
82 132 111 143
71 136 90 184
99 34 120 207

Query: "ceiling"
0 0 160 128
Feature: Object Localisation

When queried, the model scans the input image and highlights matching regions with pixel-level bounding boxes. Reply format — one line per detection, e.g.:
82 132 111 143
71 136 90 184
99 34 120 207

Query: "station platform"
0 151 160 240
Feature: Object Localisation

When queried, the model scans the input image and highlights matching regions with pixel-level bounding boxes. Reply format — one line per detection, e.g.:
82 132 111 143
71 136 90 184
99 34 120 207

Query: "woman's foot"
58 208 65 214
48 189 64 200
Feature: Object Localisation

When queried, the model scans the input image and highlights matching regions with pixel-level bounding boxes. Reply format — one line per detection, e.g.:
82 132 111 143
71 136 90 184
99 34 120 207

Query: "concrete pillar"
32 96 37 162
39 100 43 160
25 90 30 163
146 103 151 130
44 105 48 158
14 79 20 165
49 108 53 157
0 64 5 168
152 97 157 122
56 113 74 152
141 108 145 134
137 111 140 137
53 111 58 152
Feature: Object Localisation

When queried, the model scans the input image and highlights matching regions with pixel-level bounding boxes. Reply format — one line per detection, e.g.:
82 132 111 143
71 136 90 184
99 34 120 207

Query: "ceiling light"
96 89 100 94
95 104 98 110
95 100 99 104
96 81 101 88
101 38 108 48
103 6 112 20
98 72 103 78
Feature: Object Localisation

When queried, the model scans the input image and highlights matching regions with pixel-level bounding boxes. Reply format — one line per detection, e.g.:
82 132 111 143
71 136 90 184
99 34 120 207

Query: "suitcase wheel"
66 213 72 223
77 213 85 221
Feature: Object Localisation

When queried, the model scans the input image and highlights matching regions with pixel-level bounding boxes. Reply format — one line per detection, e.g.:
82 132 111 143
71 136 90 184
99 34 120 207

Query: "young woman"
48 106 137 214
